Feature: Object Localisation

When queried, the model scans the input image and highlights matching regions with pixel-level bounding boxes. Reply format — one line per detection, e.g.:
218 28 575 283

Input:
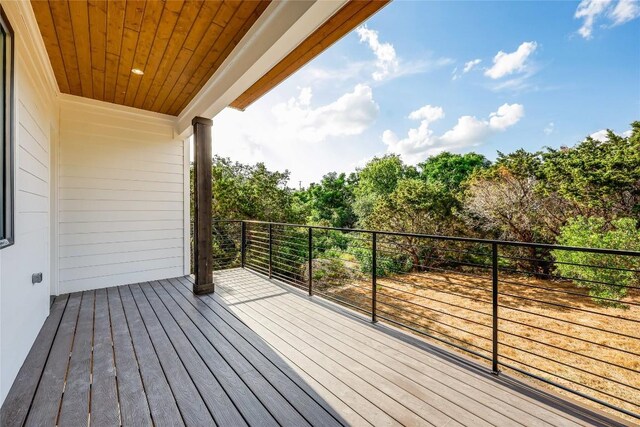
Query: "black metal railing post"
372 232 377 322
268 223 273 279
308 227 313 296
241 221 247 268
492 242 499 374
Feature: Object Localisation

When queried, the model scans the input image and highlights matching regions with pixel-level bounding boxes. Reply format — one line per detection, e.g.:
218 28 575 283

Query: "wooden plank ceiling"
31 0 388 116
31 0 270 116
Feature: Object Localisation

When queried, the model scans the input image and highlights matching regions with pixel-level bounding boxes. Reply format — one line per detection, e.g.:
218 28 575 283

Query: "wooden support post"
192 117 214 295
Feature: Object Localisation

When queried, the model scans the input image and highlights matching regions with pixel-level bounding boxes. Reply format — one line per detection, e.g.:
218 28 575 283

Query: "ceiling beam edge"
176 0 348 138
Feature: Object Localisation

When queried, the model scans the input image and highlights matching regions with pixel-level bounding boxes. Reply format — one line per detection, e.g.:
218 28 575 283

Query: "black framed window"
0 6 13 249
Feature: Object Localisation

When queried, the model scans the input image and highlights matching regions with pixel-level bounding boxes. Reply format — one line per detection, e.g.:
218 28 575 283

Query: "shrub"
303 258 353 289
552 217 640 306
348 244 410 277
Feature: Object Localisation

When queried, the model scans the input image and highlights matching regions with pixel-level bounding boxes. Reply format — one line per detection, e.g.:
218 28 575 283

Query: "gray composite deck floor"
0 268 629 427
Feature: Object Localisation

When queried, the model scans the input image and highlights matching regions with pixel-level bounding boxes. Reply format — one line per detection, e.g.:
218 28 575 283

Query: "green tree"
191 157 302 269
199 156 300 222
367 179 457 234
355 154 408 197
464 151 567 274
353 155 415 226
418 152 490 193
553 217 640 305
362 178 459 270
540 122 640 220
464 149 561 243
301 172 357 228
493 148 543 179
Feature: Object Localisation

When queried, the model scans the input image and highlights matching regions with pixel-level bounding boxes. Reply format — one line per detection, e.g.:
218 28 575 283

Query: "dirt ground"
322 270 640 422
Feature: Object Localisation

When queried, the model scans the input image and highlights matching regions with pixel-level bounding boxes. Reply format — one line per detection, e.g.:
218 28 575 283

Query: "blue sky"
212 0 640 186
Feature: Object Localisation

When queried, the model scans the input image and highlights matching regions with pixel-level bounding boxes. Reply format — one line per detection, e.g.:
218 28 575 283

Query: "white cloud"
408 105 445 122
271 84 379 143
488 103 525 129
589 129 610 141
487 72 539 92
451 67 459 81
485 42 538 79
574 0 639 38
383 103 524 163
311 25 450 84
589 127 633 141
575 0 613 38
463 59 482 73
356 25 399 81
544 122 555 135
307 56 453 85
298 87 312 106
212 85 380 185
452 59 482 81
610 0 640 24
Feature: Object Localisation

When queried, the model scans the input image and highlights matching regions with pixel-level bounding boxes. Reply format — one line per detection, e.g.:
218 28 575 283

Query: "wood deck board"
121 284 213 426
165 276 346 427
109 286 171 426
59 290 95 426
213 278 449 427
217 277 489 427
90 288 120 426
146 280 304 427
226 272 605 427
135 282 254 427
230 274 586 427
215 273 553 427
2 269 629 427
174 276 381 426
0 295 69 427
24 292 82 427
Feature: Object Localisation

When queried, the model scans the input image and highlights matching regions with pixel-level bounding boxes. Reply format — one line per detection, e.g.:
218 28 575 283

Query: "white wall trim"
50 120 60 296
176 0 347 136
183 135 191 276
8 0 59 104
59 93 178 128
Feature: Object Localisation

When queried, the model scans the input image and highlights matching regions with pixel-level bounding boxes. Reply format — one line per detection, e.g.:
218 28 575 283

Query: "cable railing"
207 219 640 422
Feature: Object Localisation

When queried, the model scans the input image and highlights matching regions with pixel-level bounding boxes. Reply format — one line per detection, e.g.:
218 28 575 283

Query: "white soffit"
176 0 348 137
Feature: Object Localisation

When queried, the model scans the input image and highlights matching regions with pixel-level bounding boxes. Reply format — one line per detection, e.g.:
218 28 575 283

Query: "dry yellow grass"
323 270 640 423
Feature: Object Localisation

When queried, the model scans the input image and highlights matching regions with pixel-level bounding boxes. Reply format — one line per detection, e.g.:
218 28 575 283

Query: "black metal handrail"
208 219 640 422
237 219 640 256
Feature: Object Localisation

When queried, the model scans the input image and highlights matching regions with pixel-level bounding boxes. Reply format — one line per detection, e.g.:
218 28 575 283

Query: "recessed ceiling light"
131 68 144 75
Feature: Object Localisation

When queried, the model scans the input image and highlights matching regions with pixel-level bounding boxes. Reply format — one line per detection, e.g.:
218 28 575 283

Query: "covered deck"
1 269 626 426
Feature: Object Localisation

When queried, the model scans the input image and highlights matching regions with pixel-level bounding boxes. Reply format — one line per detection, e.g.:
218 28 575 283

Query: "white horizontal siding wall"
58 97 187 294
0 1 58 403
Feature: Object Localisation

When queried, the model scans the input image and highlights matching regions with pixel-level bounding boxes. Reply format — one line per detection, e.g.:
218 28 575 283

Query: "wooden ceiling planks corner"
31 0 387 116
31 0 271 116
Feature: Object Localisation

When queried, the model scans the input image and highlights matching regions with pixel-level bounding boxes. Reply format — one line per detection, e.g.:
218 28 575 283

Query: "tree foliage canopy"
193 156 301 223
418 152 490 193
540 123 640 218
298 172 357 228
200 122 640 303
